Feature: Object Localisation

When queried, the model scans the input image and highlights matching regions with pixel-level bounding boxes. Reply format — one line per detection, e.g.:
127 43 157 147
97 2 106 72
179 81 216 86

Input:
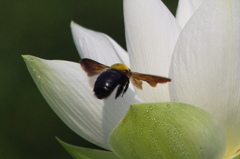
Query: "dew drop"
36 74 41 78
30 58 34 62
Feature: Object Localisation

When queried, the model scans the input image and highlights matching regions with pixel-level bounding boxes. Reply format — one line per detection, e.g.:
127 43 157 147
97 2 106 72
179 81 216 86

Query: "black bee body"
93 69 129 99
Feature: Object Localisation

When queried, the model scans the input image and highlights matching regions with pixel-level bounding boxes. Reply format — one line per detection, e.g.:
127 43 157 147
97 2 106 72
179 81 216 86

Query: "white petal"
124 0 181 102
176 0 205 27
170 0 240 156
23 55 141 150
190 0 204 10
176 0 195 27
71 21 129 66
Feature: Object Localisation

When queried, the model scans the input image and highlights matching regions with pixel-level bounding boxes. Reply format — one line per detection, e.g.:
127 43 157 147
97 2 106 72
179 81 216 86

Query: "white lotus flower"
23 0 240 158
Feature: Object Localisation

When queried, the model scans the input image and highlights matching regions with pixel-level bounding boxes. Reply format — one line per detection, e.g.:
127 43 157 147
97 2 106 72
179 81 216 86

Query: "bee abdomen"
93 70 123 99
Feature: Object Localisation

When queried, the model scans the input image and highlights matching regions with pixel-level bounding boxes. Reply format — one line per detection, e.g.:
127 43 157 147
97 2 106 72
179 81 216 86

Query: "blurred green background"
0 0 177 158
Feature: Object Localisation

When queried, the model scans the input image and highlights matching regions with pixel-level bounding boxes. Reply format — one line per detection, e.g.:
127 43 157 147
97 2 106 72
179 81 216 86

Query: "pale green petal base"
233 152 240 159
109 102 225 159
57 138 119 159
227 151 240 159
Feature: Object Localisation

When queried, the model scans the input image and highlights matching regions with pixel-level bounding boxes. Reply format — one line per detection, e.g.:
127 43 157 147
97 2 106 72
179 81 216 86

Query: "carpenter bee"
80 58 171 99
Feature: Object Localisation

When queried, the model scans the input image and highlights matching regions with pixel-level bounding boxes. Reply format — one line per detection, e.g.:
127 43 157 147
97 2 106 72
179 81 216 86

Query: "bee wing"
130 76 143 90
80 58 110 76
130 72 171 89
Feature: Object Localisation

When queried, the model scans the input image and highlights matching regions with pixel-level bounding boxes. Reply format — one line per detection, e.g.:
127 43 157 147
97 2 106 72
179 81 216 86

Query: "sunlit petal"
170 0 240 156
71 21 129 66
23 55 141 150
124 0 181 102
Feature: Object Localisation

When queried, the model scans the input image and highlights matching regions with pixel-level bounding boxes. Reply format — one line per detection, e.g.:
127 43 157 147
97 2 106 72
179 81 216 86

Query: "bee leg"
122 78 129 97
115 84 124 99
115 76 130 99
